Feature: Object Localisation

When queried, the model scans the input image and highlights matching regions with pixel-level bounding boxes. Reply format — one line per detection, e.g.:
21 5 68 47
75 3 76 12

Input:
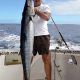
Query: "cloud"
44 0 80 15
59 0 75 1
54 0 68 1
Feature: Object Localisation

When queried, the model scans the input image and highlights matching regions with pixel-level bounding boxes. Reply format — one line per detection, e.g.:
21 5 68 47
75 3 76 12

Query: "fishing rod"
42 1 68 48
50 16 77 65
51 16 69 49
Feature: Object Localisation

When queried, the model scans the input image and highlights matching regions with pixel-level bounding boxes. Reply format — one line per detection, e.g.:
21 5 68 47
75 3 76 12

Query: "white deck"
0 49 80 80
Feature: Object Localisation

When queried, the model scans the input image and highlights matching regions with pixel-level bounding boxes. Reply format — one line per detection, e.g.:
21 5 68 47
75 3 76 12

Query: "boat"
0 48 80 80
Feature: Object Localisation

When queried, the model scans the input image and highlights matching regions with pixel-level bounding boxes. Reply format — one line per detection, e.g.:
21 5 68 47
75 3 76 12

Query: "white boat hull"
0 49 80 80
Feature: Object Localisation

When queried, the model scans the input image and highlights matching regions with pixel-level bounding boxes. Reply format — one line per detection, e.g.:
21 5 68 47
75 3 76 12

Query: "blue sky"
0 0 80 24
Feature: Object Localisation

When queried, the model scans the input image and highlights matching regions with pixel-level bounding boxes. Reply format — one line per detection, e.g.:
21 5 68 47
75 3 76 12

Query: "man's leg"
42 53 52 80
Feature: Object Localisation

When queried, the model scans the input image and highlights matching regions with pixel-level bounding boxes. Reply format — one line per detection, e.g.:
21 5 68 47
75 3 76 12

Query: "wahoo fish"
20 0 34 80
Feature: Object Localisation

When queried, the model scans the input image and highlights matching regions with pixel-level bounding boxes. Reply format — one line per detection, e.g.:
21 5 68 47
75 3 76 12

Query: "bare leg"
42 53 52 80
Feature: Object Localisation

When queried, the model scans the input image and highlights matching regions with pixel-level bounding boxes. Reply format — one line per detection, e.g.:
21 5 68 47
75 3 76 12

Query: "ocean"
0 24 80 50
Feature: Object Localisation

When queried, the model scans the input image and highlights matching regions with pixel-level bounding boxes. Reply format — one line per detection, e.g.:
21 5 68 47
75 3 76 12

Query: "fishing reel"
56 37 63 47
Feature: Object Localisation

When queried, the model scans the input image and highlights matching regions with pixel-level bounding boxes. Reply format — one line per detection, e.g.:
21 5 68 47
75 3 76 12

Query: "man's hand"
33 7 51 21
34 7 37 14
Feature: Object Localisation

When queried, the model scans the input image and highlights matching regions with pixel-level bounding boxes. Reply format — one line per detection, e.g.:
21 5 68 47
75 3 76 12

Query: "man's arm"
34 8 51 21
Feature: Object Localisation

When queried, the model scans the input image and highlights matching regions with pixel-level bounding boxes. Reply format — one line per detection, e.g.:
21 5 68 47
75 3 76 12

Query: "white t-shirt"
33 4 51 36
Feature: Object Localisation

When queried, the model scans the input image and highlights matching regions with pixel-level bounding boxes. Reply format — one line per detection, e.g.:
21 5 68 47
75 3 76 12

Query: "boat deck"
0 49 80 80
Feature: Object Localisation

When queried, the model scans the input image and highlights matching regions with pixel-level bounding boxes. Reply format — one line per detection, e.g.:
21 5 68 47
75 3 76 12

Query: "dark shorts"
33 35 50 56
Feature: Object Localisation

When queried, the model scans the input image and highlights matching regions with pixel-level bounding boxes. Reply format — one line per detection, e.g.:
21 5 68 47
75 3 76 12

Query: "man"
32 0 52 80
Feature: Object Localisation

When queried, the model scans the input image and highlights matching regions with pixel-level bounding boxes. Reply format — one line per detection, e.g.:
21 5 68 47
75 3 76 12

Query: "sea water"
0 24 80 50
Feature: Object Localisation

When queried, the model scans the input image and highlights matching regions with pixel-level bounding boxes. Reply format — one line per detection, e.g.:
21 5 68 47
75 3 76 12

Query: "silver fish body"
20 0 34 80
